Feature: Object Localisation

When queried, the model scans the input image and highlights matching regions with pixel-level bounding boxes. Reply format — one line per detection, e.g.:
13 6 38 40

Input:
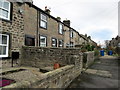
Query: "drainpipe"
36 10 39 46
70 29 72 48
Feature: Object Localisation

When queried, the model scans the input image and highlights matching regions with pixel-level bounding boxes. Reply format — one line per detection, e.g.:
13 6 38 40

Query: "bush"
81 44 96 52
86 45 92 51
115 47 120 56
94 50 99 56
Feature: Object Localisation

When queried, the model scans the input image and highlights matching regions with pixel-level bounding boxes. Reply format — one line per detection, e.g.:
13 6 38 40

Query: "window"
70 30 73 38
0 34 9 57
0 0 11 20
70 42 74 47
52 38 57 47
40 13 47 29
25 35 35 46
59 23 63 34
59 40 63 47
79 38 82 41
40 36 47 47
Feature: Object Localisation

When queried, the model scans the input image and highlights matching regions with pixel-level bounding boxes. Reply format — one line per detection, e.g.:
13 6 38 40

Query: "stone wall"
39 15 64 48
1 47 96 88
1 2 25 68
24 3 38 46
4 64 82 88
4 47 83 88
83 51 94 68
33 65 78 88
34 62 82 88
64 26 70 48
1 2 24 54
20 46 82 68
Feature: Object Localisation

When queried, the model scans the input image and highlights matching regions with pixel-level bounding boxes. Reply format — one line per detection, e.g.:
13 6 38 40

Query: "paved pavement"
66 55 120 89
85 68 112 78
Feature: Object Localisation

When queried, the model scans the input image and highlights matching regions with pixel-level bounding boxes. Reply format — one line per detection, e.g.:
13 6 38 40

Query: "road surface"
66 56 120 89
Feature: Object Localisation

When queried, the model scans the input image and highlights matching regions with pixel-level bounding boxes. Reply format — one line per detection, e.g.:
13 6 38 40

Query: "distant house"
109 36 120 48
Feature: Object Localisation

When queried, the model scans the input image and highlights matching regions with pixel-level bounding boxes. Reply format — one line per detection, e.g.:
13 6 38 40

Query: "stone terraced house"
109 36 120 48
0 0 96 67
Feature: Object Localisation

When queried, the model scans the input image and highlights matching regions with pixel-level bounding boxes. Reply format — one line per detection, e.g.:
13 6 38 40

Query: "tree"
105 40 110 48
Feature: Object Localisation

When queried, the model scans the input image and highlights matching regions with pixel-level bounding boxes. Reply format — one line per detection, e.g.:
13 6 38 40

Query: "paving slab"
85 69 97 74
85 69 112 78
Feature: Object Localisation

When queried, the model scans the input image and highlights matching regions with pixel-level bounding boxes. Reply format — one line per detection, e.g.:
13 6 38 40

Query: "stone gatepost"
72 53 83 75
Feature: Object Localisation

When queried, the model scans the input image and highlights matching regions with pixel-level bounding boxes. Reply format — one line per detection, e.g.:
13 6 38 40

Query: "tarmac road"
66 56 120 89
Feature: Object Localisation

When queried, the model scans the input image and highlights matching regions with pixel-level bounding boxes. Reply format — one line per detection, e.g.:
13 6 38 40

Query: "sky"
33 0 119 46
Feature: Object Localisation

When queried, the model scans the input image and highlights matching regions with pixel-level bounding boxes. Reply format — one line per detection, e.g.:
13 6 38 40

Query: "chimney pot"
45 6 47 10
44 6 51 14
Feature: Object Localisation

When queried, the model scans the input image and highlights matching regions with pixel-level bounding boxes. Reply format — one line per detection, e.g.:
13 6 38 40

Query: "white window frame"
70 30 74 38
40 13 47 29
40 36 47 47
0 34 9 57
0 0 11 20
52 38 57 47
59 23 63 34
70 42 74 47
79 38 82 41
59 40 63 47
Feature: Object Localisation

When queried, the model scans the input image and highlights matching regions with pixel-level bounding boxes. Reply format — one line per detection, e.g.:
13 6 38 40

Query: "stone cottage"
0 0 96 68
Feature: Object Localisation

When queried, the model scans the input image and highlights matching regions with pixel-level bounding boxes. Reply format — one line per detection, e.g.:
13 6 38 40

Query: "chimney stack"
88 36 91 39
85 34 87 37
56 17 61 21
45 6 51 14
112 38 114 40
28 0 33 4
63 20 70 27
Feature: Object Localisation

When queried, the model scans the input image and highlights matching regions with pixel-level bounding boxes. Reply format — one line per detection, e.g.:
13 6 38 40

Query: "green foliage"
91 45 95 51
115 47 120 56
81 45 87 52
85 44 95 51
94 50 99 56
81 44 95 52
85 44 91 51
105 46 119 55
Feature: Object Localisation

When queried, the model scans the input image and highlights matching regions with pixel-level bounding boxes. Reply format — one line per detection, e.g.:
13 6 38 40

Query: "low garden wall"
14 46 83 88
83 51 95 68
3 55 83 88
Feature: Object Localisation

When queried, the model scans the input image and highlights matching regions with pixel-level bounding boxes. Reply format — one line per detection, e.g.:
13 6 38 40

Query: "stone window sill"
0 18 12 23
